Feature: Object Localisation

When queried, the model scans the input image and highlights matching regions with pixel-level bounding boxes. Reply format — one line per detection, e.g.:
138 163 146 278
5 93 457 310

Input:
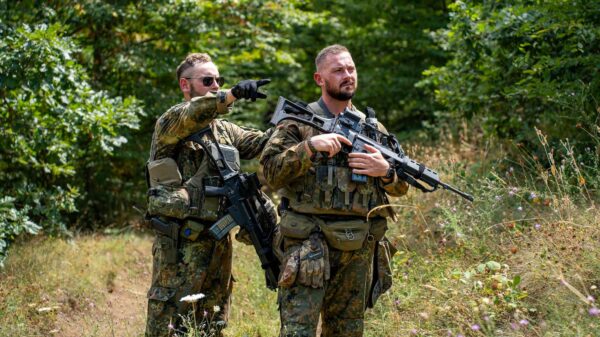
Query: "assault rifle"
186 127 280 290
270 97 474 202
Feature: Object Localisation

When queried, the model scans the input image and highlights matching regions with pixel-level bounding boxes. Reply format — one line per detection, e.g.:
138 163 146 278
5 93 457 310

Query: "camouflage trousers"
145 232 233 337
278 238 376 337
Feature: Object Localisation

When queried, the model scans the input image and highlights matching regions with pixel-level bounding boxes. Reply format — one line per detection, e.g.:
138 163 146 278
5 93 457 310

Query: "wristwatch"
307 139 318 154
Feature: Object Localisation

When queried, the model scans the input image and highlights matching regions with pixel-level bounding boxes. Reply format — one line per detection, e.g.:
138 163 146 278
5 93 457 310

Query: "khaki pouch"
279 211 318 239
147 158 182 187
320 219 369 251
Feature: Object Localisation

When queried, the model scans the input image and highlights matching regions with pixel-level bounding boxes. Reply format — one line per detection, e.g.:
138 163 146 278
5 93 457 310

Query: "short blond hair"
176 53 212 80
315 45 350 70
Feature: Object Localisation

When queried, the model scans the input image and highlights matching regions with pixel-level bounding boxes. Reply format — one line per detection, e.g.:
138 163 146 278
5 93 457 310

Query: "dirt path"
54 237 152 337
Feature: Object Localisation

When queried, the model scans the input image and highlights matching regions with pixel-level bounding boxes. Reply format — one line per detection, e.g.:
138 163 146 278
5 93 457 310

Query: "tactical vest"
147 120 240 222
279 102 389 218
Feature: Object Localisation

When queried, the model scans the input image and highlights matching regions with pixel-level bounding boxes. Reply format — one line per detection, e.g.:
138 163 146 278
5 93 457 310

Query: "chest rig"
282 102 388 217
147 121 241 222
179 127 240 222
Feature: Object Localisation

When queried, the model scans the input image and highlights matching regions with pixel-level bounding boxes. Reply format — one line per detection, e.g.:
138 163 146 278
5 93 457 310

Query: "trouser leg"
145 234 233 337
321 241 375 337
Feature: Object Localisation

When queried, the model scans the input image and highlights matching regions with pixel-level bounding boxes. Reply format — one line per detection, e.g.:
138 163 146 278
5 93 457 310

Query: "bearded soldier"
260 45 409 337
145 53 273 337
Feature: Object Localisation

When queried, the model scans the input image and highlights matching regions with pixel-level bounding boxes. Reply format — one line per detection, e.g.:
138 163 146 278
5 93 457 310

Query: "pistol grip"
209 214 238 240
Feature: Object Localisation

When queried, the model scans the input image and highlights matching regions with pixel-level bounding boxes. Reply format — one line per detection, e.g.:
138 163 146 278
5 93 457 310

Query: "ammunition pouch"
282 164 388 218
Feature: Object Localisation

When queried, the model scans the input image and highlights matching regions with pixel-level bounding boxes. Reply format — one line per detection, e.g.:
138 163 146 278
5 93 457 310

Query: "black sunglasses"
185 76 225 87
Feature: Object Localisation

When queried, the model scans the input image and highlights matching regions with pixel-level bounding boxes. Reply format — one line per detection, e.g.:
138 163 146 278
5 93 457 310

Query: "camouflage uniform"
145 91 272 337
260 98 408 337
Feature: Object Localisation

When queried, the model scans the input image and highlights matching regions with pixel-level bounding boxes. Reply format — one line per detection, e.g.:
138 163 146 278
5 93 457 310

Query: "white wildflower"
180 293 206 303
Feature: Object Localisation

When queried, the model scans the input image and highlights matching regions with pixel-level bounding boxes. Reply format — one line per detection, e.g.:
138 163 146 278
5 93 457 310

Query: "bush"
421 0 600 151
0 23 142 265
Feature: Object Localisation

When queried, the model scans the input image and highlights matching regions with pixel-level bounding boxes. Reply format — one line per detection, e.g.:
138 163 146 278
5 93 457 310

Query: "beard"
189 82 203 98
324 78 356 101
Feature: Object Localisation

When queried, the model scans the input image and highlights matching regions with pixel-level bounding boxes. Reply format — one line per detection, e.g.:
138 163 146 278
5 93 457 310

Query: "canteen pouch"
278 211 318 239
147 158 183 187
320 219 369 251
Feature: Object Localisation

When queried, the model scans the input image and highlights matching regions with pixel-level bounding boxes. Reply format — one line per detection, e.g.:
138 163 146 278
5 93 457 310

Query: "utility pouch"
147 185 190 219
147 158 182 187
368 237 398 308
279 211 318 239
320 219 369 251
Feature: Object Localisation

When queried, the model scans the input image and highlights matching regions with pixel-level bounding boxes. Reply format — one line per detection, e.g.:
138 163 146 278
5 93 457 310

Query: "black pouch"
367 237 398 308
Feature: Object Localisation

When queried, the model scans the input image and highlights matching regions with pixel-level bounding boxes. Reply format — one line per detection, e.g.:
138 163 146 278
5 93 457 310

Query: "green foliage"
286 0 450 133
422 0 600 149
0 23 141 264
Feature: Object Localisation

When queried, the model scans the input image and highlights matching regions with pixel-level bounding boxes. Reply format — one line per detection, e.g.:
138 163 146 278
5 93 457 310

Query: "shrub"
0 23 142 265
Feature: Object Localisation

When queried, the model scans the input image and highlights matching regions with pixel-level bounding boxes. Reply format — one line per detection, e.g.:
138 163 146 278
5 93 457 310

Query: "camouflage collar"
314 97 357 118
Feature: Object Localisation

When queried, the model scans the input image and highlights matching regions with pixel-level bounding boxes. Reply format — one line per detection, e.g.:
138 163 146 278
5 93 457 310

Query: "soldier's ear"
180 77 190 93
314 72 324 87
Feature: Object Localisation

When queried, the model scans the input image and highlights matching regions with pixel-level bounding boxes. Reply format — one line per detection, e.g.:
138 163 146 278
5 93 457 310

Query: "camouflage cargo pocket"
147 185 189 219
279 211 318 239
320 219 369 251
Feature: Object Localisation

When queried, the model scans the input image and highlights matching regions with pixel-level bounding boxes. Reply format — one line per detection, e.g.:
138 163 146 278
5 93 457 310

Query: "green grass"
1 129 600 337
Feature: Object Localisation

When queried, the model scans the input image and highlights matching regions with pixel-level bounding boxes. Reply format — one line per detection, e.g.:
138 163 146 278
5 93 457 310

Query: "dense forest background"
2 1 600 336
1 0 599 269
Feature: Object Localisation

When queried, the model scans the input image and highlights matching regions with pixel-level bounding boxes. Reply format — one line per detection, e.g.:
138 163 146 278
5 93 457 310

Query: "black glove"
231 79 271 101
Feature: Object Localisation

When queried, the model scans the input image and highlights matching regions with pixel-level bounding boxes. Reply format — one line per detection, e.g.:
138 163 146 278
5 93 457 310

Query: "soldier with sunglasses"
144 53 273 337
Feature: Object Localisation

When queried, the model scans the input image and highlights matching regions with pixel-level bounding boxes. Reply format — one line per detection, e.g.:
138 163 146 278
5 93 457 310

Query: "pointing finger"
256 78 271 87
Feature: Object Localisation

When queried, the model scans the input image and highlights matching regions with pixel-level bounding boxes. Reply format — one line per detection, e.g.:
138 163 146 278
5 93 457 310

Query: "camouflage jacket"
260 98 408 218
147 91 272 221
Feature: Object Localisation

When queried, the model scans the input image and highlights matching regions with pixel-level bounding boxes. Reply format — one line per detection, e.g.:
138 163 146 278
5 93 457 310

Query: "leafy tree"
0 23 141 264
422 0 600 149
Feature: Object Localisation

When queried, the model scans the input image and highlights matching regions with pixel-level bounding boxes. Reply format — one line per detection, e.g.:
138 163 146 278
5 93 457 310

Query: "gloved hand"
297 232 330 288
231 79 271 101
278 247 300 288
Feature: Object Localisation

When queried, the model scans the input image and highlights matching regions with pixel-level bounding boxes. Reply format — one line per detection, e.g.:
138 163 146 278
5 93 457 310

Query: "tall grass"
1 126 599 337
